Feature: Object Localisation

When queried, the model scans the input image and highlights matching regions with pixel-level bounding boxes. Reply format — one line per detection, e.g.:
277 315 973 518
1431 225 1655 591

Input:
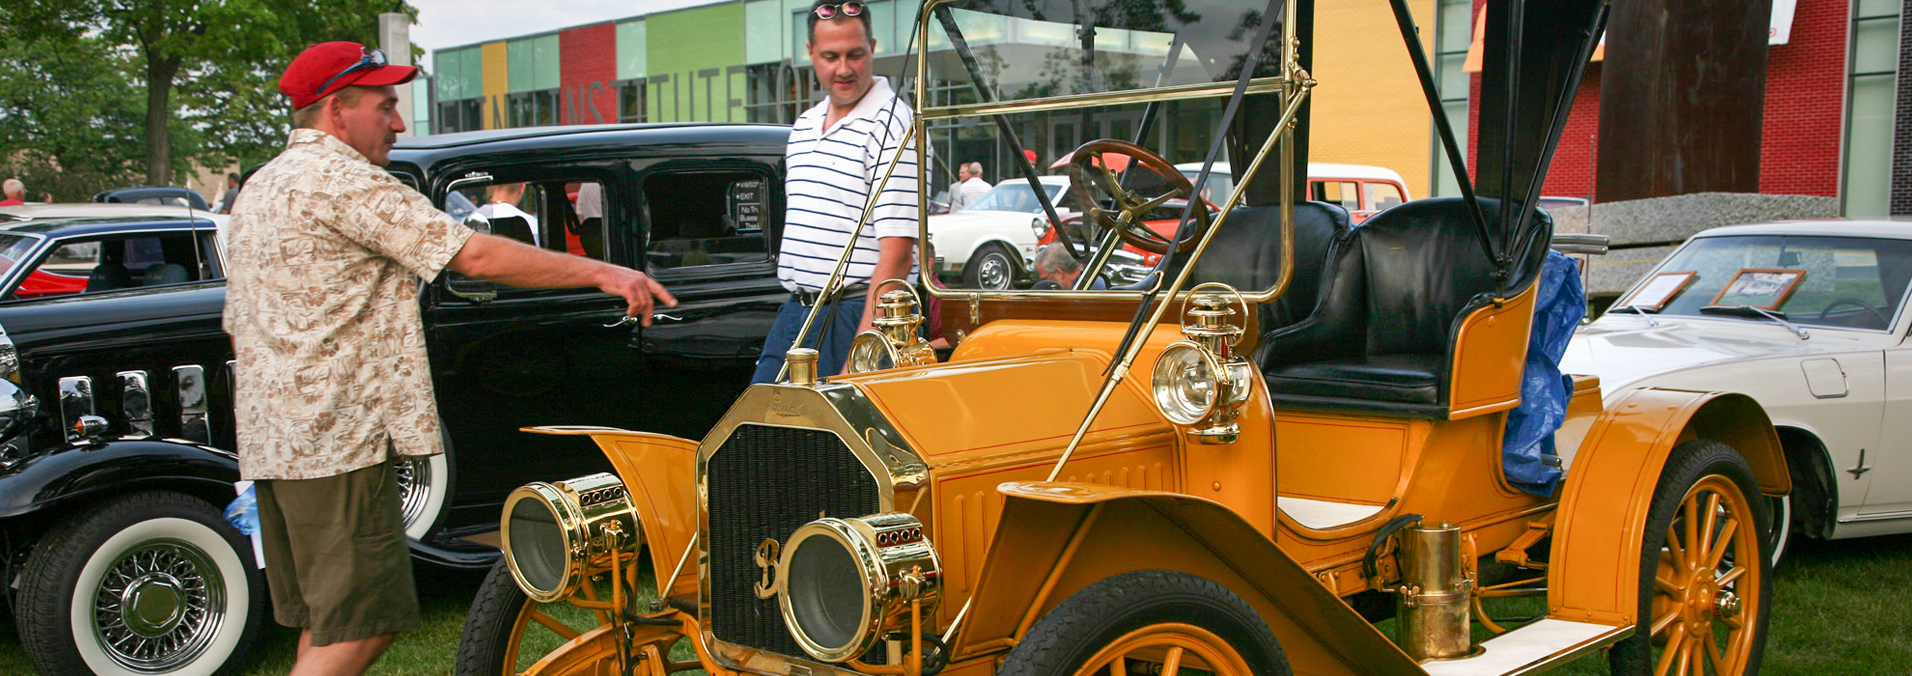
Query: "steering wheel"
1817 297 1890 325
1065 139 1212 255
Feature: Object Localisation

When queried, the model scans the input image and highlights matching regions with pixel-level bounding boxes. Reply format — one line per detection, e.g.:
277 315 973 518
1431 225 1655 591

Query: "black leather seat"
85 263 134 292
1185 201 1352 331
142 262 190 286
489 215 536 246
1257 197 1550 417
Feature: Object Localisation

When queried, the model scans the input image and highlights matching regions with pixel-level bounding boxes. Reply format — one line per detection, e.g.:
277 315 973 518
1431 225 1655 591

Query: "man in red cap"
224 41 675 675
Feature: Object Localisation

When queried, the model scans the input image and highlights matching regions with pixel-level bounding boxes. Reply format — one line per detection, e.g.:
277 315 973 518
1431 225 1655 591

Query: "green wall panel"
647 3 748 122
617 20 647 79
507 39 534 93
746 0 784 65
458 48 484 101
535 35 560 90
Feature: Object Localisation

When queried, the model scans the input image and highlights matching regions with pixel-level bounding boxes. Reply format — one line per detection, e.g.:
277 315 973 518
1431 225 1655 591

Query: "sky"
405 0 716 70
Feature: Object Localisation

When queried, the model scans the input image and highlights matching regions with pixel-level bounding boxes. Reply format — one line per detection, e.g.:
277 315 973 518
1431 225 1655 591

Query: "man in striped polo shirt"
752 0 920 382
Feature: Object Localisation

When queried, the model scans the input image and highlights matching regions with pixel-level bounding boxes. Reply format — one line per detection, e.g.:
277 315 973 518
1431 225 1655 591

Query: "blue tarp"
1503 250 1585 496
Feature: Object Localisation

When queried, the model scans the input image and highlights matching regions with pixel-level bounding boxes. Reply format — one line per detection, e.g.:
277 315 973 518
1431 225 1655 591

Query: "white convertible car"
1562 220 1912 563
928 175 1075 289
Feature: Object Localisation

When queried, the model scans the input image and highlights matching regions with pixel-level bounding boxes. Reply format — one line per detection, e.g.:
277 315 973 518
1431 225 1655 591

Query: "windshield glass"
1625 234 1912 331
926 0 1285 101
967 182 1065 213
921 0 1295 294
0 234 36 277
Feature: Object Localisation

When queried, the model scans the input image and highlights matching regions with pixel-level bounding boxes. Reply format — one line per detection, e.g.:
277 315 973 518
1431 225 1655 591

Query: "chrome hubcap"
978 254 1010 289
120 572 187 637
395 457 431 530
94 539 225 672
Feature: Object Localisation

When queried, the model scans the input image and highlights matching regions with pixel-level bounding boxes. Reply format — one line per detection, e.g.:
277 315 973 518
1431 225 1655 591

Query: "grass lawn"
3 533 1908 675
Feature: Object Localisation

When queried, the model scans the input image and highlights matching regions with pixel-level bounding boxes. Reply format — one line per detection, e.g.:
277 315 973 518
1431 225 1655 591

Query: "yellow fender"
525 426 701 598
1547 388 1788 625
951 482 1424 676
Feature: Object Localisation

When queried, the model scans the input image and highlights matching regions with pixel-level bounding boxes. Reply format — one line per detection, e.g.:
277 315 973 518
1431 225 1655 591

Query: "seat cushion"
1264 353 1445 404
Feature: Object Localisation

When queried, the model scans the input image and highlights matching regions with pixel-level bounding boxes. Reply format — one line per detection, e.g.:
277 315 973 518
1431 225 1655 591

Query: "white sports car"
1561 220 1912 563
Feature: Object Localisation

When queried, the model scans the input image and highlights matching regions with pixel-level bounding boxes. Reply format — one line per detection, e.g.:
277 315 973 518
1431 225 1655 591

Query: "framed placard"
1619 271 1697 312
1710 269 1807 310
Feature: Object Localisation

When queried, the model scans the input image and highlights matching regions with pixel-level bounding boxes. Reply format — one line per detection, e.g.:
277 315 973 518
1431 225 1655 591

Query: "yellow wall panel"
1307 0 1436 199
481 41 509 130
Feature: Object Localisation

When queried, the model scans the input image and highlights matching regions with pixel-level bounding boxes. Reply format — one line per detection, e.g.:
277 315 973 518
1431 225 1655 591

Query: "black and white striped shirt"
778 76 920 293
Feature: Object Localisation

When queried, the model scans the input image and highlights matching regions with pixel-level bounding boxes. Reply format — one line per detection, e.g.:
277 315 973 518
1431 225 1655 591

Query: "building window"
1430 0 1472 198
618 79 647 123
436 98 483 133
1843 0 1901 217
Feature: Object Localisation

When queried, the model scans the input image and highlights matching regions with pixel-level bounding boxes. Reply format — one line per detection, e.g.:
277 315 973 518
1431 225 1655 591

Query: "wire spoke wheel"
1072 623 1254 676
92 538 226 672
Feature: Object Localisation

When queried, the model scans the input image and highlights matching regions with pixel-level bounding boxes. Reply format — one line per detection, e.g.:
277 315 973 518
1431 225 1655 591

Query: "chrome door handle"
602 313 683 328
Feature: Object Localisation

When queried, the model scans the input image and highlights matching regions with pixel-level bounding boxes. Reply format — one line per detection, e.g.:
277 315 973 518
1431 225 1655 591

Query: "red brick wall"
1483 0 1852 202
1761 0 1847 197
559 23 619 126
1542 65 1602 201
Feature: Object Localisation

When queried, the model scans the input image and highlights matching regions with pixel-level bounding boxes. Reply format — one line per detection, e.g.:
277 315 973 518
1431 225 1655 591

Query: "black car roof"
0 216 213 238
387 123 793 176
393 122 790 151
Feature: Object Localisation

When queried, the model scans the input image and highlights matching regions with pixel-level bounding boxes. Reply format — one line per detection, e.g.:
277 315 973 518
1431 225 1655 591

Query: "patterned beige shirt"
224 129 474 480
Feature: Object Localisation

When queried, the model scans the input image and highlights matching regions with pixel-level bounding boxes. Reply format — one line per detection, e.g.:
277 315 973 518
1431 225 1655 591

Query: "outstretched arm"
447 233 677 324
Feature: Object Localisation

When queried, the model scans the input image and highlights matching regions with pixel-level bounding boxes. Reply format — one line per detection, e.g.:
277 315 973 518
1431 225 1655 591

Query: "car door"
630 157 788 439
423 161 642 530
1867 290 1912 518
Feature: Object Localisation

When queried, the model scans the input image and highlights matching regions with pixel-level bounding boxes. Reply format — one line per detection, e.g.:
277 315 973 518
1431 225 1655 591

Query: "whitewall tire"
18 491 265 676
395 453 451 540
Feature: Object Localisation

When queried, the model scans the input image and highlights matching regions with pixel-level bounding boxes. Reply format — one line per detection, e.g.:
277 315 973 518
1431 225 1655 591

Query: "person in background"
952 161 989 211
0 178 27 206
224 41 673 676
752 0 920 382
946 163 973 212
217 172 243 213
1033 242 1105 290
475 182 540 247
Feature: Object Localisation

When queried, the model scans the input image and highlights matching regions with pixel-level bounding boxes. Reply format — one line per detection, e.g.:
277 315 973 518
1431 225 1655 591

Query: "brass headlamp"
500 472 642 603
1151 284 1256 444
847 282 937 374
776 512 942 662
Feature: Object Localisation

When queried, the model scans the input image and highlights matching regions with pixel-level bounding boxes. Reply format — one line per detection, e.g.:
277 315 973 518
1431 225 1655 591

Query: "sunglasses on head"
813 1 865 20
315 47 388 96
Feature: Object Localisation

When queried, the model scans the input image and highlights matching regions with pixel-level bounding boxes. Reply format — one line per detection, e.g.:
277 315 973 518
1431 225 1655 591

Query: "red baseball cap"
279 41 418 110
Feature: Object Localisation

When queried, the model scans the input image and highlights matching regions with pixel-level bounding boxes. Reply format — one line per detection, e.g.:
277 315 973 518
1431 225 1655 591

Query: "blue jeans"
752 295 868 384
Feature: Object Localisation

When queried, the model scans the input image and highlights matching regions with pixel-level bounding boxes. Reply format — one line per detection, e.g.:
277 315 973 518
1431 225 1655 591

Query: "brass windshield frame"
913 0 1304 306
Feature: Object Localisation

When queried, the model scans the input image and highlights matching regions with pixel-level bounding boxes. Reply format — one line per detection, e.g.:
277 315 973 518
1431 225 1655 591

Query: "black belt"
792 284 868 307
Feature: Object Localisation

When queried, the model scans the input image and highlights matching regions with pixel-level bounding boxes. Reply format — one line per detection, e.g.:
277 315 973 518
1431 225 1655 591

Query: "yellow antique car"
455 1 1785 675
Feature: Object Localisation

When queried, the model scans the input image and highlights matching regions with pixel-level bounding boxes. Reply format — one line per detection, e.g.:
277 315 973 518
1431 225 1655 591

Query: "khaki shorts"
256 460 421 645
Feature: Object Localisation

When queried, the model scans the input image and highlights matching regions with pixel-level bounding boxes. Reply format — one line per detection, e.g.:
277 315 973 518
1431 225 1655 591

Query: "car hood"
928 210 1040 231
1562 315 1882 398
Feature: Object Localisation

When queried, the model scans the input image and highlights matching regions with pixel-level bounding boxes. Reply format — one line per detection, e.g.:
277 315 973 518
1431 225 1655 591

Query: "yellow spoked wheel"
1072 623 1255 676
999 570 1290 676
1612 440 1771 676
457 560 696 676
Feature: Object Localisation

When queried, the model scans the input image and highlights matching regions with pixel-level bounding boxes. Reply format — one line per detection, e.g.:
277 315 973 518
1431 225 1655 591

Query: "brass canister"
1395 522 1475 661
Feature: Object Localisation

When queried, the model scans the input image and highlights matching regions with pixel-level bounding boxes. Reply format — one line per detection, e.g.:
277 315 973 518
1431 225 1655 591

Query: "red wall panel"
559 23 619 126
1760 0 1847 197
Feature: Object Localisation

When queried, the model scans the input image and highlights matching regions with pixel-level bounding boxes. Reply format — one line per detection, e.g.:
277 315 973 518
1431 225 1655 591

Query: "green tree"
0 21 150 200
8 0 416 187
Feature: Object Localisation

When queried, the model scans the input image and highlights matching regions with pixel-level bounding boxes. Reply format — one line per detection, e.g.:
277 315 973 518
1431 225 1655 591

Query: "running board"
1420 619 1632 676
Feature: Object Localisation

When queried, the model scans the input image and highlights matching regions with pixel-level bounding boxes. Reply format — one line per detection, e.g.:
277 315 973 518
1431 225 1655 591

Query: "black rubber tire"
16 490 266 676
998 569 1290 676
963 243 1021 290
1609 439 1772 676
455 560 533 676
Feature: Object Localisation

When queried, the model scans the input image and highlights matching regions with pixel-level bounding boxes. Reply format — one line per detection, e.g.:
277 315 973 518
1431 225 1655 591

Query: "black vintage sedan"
0 122 790 676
